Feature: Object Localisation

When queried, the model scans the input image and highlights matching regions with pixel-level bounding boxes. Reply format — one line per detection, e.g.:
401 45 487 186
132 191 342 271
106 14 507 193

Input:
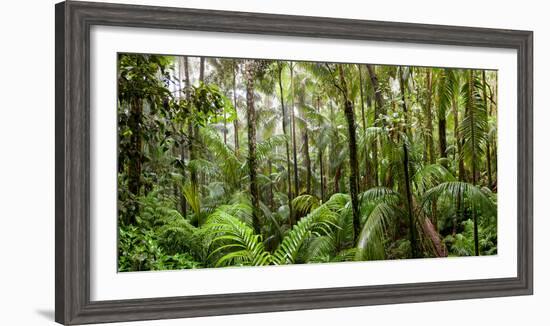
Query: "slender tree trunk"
425 69 435 164
366 65 385 115
223 108 227 145
177 57 188 217
423 69 438 229
196 58 206 190
316 95 325 202
127 96 143 225
398 67 418 258
344 99 361 241
128 96 143 197
338 66 361 242
301 94 312 195
232 61 240 156
278 63 294 225
268 159 275 210
398 68 411 135
329 100 339 195
334 165 341 193
199 57 205 82
319 150 325 201
304 126 312 194
482 71 493 187
366 64 381 187
290 64 300 196
437 70 449 168
438 112 448 169
491 81 498 190
358 65 372 189
452 95 466 181
402 142 417 258
184 57 198 186
128 96 143 224
467 70 480 256
245 60 261 235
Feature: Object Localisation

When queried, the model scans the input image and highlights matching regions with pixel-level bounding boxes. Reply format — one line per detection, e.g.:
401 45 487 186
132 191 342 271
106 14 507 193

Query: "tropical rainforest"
117 53 498 272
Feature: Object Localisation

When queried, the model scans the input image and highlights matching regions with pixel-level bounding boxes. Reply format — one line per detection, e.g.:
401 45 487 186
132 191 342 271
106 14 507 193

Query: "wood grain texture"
55 1 533 324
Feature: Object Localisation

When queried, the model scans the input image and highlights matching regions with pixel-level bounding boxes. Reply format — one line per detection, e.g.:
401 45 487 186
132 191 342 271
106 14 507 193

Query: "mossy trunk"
338 66 361 242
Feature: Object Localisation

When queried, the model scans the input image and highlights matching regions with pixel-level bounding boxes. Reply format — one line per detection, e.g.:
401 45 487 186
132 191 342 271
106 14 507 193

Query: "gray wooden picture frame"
55 1 533 324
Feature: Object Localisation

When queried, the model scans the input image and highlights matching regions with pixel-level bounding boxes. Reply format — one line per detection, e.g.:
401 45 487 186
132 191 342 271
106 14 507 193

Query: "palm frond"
272 198 340 265
203 206 272 267
291 194 321 215
423 181 496 217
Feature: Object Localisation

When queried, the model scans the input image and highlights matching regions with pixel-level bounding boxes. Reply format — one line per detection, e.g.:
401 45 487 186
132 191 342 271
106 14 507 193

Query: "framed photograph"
55 1 533 324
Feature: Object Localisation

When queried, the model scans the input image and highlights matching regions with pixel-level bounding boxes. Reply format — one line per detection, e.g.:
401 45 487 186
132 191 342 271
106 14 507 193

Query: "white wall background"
0 0 545 325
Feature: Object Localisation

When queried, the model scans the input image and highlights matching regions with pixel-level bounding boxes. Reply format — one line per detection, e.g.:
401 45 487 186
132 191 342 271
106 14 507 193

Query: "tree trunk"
245 60 261 235
268 159 275 210
290 64 300 196
184 57 198 186
316 96 326 202
329 100 337 195
467 70 480 256
223 109 227 145
452 95 466 181
491 81 498 190
366 65 385 115
398 68 411 135
177 56 188 217
232 61 240 156
338 66 361 242
128 96 143 197
199 57 205 82
344 99 361 242
334 165 341 194
482 71 492 187
425 69 435 164
438 116 448 168
397 68 418 258
302 94 312 195
304 126 312 194
128 96 143 224
358 65 373 189
403 143 417 258
366 64 381 187
277 63 294 225
424 69 437 229
196 57 206 189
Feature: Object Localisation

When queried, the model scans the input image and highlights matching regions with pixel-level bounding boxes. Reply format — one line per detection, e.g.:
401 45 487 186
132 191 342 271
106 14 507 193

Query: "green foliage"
460 72 488 169
116 54 498 272
444 219 497 256
292 194 320 217
118 224 201 271
273 196 340 264
203 205 272 267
